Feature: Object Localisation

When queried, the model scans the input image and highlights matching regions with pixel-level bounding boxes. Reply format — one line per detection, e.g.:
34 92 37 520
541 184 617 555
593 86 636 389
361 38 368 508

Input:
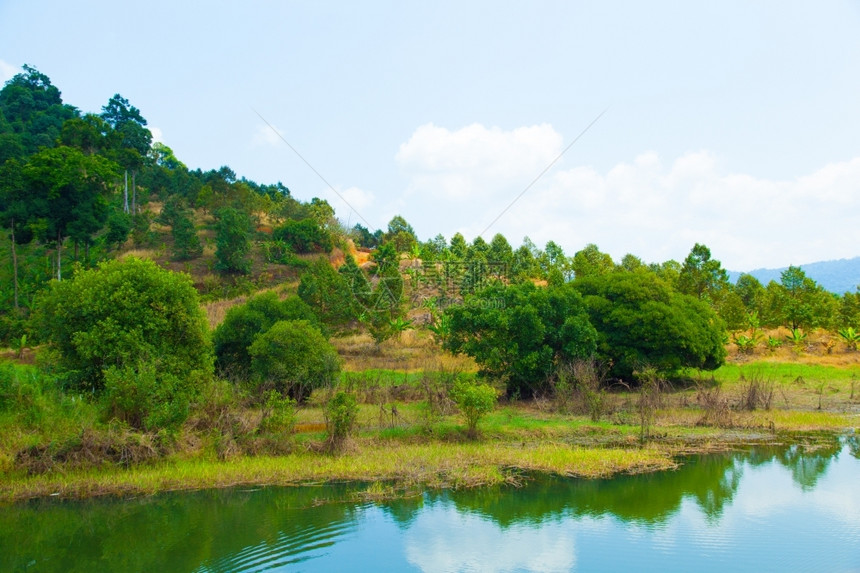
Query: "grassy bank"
1 345 858 504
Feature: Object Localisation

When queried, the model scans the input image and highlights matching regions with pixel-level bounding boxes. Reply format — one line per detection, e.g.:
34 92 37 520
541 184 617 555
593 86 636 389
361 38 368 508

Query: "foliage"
34 257 213 394
677 243 729 302
156 195 201 260
259 389 297 434
102 362 191 431
213 292 320 380
272 218 333 253
449 377 497 438
574 270 726 380
572 243 614 279
248 319 340 401
837 327 859 351
214 207 253 274
785 328 808 351
444 282 597 397
298 257 359 329
324 391 358 449
552 359 608 421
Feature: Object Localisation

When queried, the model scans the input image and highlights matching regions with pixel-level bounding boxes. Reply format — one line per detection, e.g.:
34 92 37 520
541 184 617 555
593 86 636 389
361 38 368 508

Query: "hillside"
729 256 860 294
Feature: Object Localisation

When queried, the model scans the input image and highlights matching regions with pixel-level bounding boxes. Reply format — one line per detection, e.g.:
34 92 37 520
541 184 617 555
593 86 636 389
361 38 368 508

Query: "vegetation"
1 65 858 502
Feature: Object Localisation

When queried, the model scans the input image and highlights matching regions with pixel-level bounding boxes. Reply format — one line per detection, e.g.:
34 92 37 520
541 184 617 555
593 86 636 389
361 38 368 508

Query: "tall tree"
22 146 119 279
678 243 729 302
572 243 615 279
214 207 253 274
100 94 152 213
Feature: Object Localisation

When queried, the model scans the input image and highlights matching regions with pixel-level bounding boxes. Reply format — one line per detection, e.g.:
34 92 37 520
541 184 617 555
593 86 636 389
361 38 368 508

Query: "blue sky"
2 1 859 271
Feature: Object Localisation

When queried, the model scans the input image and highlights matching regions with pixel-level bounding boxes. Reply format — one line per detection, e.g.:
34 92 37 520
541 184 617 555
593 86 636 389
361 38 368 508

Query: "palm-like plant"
785 328 808 351
837 327 860 351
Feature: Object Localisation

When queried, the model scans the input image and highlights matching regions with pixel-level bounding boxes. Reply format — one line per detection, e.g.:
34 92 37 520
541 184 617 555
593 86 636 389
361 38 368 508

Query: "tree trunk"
74 240 79 262
85 241 89 265
57 230 62 281
10 218 19 311
124 170 129 213
132 170 136 213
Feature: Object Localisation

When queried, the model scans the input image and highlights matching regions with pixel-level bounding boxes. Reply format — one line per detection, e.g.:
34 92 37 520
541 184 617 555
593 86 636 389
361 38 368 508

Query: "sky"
2 0 859 271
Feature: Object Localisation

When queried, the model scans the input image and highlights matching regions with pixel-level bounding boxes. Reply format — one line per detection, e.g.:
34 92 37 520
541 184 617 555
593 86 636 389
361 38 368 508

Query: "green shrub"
273 218 333 253
449 378 497 438
34 256 213 394
213 292 321 380
260 389 297 434
248 319 340 401
325 391 358 448
102 362 193 431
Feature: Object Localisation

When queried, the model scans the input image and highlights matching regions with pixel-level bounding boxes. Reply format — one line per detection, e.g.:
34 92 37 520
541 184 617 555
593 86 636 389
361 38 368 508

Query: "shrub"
102 362 193 431
273 218 333 253
248 319 340 401
325 391 358 449
574 271 726 381
449 377 497 439
444 282 597 398
34 257 213 394
553 359 608 421
213 292 321 380
260 389 297 434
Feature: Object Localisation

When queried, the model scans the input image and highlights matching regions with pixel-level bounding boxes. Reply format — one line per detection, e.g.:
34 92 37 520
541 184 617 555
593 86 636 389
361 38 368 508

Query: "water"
3 437 859 572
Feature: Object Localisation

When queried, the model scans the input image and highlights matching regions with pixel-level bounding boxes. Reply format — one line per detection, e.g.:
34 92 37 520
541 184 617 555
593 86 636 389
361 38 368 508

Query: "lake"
3 436 858 572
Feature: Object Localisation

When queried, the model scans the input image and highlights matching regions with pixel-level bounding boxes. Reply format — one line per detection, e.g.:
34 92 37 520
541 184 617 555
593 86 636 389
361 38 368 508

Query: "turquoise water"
3 438 859 572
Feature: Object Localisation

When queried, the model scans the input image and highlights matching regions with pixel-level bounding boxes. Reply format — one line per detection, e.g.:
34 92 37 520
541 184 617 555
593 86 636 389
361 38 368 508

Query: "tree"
156 195 202 260
100 94 154 215
449 378 497 438
298 257 358 329
22 146 119 279
572 244 615 279
34 257 213 395
213 292 320 380
273 218 333 253
385 214 417 252
775 266 835 330
249 319 340 401
0 159 32 311
678 243 729 303
214 207 253 274
444 282 597 397
574 270 726 380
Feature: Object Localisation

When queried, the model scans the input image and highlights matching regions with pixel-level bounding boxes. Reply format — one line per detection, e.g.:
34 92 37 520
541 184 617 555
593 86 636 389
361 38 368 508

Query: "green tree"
214 207 253 274
248 319 340 401
385 214 418 252
678 243 729 303
574 270 726 380
298 257 357 329
156 195 202 260
449 378 497 438
34 257 213 395
273 218 333 253
572 243 615 279
213 292 319 379
22 145 119 279
444 282 597 397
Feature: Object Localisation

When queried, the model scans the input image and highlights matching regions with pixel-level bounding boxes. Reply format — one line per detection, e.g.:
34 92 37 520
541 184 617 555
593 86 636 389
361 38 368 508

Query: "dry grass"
332 330 476 372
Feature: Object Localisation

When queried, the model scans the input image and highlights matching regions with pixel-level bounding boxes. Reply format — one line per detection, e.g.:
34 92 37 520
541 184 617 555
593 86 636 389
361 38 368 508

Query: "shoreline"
2 424 850 505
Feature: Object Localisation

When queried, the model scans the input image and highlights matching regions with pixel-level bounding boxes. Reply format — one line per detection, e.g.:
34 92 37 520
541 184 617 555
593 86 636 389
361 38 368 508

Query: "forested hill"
729 257 860 295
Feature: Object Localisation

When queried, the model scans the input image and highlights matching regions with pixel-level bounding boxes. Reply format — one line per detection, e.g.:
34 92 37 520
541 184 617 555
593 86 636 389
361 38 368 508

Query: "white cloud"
396 122 563 200
149 126 163 143
404 503 577 573
396 124 860 270
253 123 284 147
0 59 18 84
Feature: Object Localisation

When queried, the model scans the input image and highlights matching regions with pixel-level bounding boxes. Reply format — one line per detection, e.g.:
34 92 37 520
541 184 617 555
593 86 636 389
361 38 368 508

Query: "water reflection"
2 438 857 573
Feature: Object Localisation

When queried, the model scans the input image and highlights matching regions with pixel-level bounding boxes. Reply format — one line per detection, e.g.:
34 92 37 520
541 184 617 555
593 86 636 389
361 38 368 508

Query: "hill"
729 257 860 294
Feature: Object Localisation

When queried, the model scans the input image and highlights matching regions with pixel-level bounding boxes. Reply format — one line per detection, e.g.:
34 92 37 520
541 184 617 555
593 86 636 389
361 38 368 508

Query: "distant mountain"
728 257 860 294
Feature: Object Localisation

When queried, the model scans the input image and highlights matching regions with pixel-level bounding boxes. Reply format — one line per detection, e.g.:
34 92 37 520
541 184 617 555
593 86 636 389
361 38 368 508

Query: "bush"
260 389 297 434
34 257 213 394
248 319 340 401
574 270 726 381
102 362 193 431
213 292 321 380
273 218 333 253
325 391 358 449
444 282 597 398
449 378 497 438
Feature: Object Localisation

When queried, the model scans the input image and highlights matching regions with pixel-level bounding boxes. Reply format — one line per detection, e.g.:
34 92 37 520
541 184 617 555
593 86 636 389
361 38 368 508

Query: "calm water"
3 437 859 572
